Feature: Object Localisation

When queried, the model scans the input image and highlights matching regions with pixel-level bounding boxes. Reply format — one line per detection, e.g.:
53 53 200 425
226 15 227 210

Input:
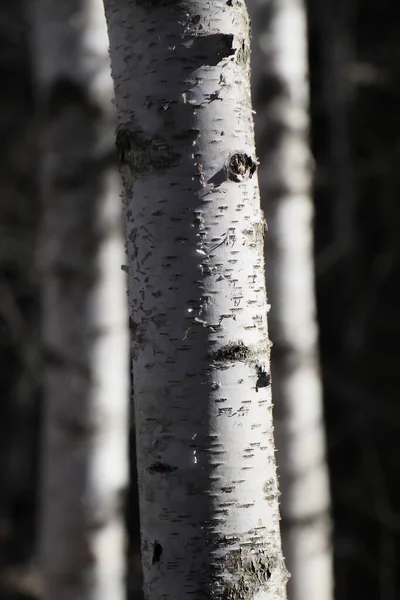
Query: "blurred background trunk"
32 1 129 598
248 1 332 599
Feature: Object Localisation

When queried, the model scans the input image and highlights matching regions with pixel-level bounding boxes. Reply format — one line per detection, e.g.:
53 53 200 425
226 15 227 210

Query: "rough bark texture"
34 1 129 599
247 1 333 600
104 0 288 599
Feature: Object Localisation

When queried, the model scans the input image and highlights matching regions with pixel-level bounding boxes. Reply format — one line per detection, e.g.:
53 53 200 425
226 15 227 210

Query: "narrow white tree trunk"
248 1 333 600
104 1 288 599
33 2 129 599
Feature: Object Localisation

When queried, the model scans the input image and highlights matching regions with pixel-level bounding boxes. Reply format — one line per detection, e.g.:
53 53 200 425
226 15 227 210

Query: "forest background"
0 0 399 599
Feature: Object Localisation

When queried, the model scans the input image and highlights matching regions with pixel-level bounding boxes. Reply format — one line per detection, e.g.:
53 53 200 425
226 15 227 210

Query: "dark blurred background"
309 1 400 599
1 0 400 599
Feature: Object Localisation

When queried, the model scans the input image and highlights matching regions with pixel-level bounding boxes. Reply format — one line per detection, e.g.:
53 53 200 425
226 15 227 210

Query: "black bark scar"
256 366 270 392
227 153 258 182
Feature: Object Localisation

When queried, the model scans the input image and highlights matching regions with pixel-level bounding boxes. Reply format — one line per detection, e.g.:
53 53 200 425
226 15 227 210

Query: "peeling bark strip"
104 0 287 599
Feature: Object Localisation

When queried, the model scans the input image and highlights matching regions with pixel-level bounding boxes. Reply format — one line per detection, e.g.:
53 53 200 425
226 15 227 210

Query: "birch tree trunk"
103 1 288 599
33 2 129 599
247 1 333 600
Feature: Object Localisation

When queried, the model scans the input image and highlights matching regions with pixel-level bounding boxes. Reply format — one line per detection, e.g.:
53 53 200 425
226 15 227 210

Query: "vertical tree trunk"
248 1 332 600
33 2 129 599
104 1 288 599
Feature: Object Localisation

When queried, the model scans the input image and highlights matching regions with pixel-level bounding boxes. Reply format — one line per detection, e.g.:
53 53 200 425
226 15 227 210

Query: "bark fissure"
152 542 163 564
148 462 178 474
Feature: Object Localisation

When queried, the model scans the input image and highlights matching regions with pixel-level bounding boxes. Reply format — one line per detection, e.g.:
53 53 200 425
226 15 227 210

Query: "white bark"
33 2 129 599
247 1 333 600
103 1 287 599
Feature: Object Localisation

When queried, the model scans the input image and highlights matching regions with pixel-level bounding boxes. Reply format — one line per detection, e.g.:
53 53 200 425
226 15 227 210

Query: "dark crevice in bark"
152 542 163 564
209 341 251 363
184 33 235 66
255 366 270 391
172 128 200 141
134 0 181 9
147 462 177 474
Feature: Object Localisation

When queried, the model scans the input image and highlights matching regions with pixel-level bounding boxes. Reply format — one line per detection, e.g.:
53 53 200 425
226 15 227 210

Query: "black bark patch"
227 153 258 182
221 486 235 493
152 542 163 564
116 128 181 176
210 341 251 363
135 0 180 8
256 366 270 391
148 462 177 474
173 128 200 141
185 33 235 66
